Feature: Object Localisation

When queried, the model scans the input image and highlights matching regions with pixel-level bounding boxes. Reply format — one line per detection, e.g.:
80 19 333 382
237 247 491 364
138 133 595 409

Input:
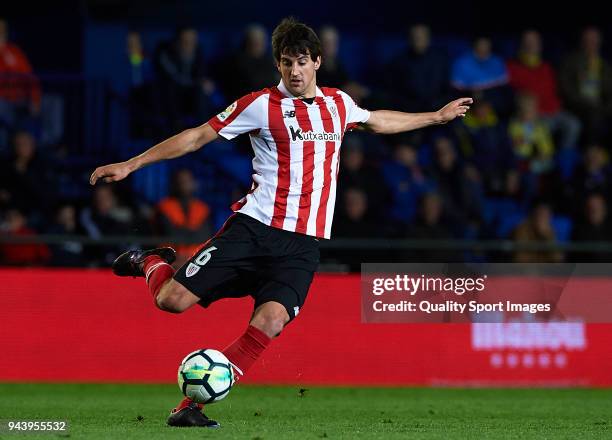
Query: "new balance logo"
289 126 341 142
283 110 296 118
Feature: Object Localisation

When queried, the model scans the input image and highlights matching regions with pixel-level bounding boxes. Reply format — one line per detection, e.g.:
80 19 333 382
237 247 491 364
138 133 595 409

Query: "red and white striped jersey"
208 80 370 239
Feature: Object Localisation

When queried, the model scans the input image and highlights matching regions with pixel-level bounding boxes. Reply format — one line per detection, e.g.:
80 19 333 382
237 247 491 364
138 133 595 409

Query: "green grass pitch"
0 383 610 439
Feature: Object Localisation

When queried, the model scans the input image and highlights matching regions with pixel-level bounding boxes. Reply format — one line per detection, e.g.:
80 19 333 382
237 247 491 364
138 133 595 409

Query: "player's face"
277 52 321 98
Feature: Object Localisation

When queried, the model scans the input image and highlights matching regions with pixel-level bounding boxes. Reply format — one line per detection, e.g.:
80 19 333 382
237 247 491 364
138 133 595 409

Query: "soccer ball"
177 349 235 404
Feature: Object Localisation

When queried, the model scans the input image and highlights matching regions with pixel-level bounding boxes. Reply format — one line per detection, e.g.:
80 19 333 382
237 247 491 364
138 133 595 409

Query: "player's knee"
156 285 189 313
156 294 184 313
250 302 290 338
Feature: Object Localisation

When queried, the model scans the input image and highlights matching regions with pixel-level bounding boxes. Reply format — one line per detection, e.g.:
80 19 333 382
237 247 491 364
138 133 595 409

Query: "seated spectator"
508 93 555 175
317 25 369 105
337 135 387 221
0 130 55 223
382 141 432 226
481 168 530 241
0 207 49 266
559 27 612 144
492 168 531 210
566 144 612 213
80 184 134 266
402 192 460 262
333 187 376 238
512 201 564 263
127 31 153 89
156 168 213 263
215 24 279 101
0 19 41 138
46 203 84 267
570 193 612 262
458 98 513 190
125 30 156 138
429 136 483 235
153 26 217 132
507 30 581 150
317 25 349 88
385 24 451 112
451 36 513 118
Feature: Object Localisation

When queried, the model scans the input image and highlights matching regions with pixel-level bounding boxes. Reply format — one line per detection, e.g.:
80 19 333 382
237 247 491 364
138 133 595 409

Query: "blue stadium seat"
551 216 573 242
496 212 527 238
482 198 524 228
555 148 580 181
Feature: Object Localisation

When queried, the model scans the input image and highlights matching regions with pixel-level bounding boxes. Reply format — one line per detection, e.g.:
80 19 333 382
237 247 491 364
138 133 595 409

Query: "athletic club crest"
185 262 201 278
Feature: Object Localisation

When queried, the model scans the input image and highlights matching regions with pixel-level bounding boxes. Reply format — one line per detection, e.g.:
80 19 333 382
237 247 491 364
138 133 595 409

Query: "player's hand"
437 97 473 123
89 162 132 185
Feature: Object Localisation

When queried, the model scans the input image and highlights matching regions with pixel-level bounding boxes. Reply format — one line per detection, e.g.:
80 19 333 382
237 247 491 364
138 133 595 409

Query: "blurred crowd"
2 18 612 266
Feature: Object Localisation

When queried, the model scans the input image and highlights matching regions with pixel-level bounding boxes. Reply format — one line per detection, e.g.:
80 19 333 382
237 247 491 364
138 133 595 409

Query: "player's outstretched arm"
364 97 473 135
89 123 218 185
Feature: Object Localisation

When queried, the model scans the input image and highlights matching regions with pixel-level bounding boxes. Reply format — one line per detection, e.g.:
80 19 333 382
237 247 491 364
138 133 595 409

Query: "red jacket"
157 197 211 257
507 59 561 115
0 43 41 105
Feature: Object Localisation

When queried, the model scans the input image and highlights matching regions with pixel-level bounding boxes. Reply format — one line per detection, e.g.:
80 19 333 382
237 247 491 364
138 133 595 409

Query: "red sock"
173 396 202 412
143 255 174 300
223 325 272 377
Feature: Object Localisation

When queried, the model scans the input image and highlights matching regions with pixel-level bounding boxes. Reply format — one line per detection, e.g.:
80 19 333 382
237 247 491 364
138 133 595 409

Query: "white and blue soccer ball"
177 349 235 404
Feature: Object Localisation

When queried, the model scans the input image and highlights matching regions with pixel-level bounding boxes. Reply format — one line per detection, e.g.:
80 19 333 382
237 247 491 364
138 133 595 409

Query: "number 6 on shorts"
185 246 218 278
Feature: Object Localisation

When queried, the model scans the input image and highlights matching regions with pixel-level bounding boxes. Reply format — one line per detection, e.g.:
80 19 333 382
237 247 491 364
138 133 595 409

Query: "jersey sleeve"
338 90 370 131
207 91 267 140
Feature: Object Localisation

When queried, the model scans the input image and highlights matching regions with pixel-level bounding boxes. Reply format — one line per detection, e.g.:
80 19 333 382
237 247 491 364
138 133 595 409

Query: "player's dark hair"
272 17 321 63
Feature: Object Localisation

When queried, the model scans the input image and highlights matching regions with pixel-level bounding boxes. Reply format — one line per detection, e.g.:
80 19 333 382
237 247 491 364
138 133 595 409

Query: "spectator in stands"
402 191 459 262
332 186 382 268
127 31 153 93
386 24 451 113
567 144 612 211
126 30 156 138
429 136 483 235
382 140 432 226
507 30 581 150
508 93 555 175
46 203 84 267
480 168 530 244
512 201 564 263
0 18 41 136
458 98 513 191
333 187 375 238
570 193 612 262
496 168 530 208
337 135 387 221
317 25 369 105
0 130 54 223
0 207 49 266
215 24 279 101
156 168 213 263
317 25 349 88
80 184 134 266
451 36 513 118
559 27 612 144
153 26 217 132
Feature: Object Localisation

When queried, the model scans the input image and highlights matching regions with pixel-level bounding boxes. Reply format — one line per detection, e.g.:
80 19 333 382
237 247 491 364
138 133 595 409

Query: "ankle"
175 397 202 412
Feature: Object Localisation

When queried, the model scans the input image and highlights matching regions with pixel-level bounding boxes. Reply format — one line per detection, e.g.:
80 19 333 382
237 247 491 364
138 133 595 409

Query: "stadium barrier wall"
1 269 611 386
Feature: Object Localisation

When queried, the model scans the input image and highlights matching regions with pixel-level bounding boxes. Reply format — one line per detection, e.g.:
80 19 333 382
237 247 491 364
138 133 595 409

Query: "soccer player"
90 18 472 428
